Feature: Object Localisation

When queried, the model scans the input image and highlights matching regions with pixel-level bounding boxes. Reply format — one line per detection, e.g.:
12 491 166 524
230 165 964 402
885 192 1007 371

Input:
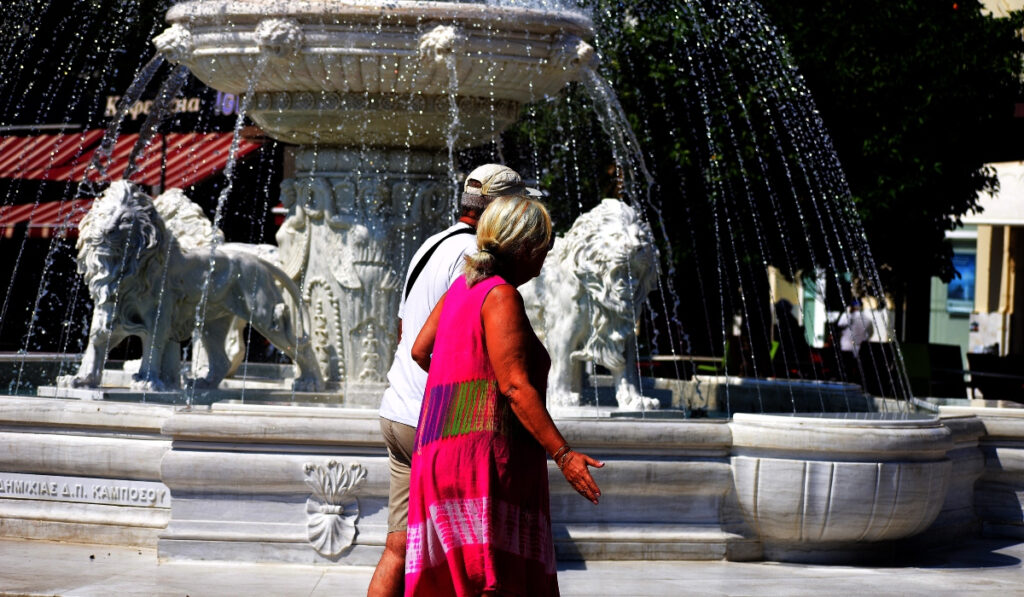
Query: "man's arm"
411 294 446 372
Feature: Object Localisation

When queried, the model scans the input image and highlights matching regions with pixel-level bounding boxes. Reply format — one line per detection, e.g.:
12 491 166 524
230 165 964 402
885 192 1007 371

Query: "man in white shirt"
368 164 540 597
837 300 873 354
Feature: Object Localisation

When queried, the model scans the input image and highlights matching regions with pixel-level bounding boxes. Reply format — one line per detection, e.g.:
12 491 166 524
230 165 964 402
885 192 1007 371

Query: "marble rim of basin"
730 412 954 462
695 375 864 390
730 413 953 561
159 1 596 146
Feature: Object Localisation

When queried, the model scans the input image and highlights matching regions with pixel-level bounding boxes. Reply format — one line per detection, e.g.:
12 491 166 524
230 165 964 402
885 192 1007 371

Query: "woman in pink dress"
406 196 604 597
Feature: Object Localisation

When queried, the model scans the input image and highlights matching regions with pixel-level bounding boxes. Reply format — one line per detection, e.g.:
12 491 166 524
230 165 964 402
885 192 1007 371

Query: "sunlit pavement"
0 537 1022 596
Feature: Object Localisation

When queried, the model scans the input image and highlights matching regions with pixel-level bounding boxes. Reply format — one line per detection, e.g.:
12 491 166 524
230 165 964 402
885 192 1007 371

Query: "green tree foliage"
760 0 1024 341
760 0 1024 282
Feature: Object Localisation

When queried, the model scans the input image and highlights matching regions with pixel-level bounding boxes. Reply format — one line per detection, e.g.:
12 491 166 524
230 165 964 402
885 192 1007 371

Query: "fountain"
152 0 598 398
0 0 1021 568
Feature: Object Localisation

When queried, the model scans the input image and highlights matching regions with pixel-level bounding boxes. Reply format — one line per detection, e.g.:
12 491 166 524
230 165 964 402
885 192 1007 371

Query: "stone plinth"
9 389 1024 565
916 413 986 544
158 403 387 564
730 413 953 563
155 406 750 564
0 396 173 546
548 418 756 561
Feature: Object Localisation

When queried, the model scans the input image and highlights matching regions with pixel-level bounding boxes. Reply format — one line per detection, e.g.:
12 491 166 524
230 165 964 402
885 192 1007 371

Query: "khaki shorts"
380 417 416 534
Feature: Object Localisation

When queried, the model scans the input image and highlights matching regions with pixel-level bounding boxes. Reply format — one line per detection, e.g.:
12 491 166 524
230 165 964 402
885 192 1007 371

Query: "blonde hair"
464 196 552 286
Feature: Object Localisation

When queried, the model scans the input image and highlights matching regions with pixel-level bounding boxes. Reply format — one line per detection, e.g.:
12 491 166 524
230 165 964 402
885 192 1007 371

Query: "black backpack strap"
403 227 475 300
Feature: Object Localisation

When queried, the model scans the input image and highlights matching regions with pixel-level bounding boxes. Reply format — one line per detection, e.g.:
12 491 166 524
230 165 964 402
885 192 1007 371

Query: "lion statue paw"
291 375 323 393
130 374 173 393
67 373 100 388
548 389 582 409
614 377 661 411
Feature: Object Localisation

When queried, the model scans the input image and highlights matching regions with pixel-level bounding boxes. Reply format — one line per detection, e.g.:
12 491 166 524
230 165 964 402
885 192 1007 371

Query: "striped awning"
0 198 92 238
0 130 261 188
1 198 286 239
0 130 263 238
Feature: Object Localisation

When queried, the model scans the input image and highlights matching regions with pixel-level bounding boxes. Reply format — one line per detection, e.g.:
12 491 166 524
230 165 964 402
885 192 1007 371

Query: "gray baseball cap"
461 164 542 209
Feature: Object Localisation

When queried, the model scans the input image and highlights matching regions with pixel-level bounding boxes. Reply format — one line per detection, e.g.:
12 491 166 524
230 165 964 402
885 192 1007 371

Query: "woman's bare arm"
411 293 446 372
482 284 603 504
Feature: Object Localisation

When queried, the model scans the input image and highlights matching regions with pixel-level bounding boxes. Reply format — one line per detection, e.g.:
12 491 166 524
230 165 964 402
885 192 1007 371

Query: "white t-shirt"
379 222 477 426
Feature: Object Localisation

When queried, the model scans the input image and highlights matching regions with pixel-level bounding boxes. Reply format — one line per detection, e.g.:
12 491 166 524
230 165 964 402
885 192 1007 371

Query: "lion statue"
152 187 282 380
521 199 660 410
68 180 323 392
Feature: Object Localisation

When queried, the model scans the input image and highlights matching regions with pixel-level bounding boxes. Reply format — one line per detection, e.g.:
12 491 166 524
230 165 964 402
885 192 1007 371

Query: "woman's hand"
559 450 604 505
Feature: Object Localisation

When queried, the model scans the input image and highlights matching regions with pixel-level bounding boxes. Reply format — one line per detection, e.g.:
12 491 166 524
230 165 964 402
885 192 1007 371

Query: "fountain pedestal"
275 148 449 386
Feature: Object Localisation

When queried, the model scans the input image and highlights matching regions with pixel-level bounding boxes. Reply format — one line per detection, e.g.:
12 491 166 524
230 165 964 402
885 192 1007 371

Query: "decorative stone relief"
276 148 451 387
521 199 659 410
357 323 383 382
153 24 193 65
419 25 467 63
304 277 344 383
255 18 304 58
275 179 311 279
552 34 598 77
251 91 518 121
303 460 368 558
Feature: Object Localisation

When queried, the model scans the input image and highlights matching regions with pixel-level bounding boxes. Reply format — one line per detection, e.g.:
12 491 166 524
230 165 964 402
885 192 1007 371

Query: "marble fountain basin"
730 412 954 562
159 0 596 147
1 386 995 566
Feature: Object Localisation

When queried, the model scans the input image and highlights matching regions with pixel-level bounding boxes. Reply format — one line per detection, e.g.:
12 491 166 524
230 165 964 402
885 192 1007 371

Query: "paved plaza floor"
0 537 1022 596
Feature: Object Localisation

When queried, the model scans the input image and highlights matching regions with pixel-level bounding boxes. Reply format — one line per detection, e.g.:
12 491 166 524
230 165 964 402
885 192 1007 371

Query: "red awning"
0 198 286 239
0 198 92 239
0 130 105 179
0 130 262 189
0 130 263 238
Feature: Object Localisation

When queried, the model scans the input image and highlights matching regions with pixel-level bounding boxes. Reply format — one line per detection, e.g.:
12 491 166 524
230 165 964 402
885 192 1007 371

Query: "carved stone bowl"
159 1 595 147
730 412 954 563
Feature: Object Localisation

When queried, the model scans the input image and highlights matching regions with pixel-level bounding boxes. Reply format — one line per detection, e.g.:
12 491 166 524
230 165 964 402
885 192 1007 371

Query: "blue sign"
947 252 975 314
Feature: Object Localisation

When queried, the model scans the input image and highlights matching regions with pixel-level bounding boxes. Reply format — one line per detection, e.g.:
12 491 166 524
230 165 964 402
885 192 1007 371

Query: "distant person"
837 300 874 354
406 196 604 596
368 164 539 597
773 299 811 377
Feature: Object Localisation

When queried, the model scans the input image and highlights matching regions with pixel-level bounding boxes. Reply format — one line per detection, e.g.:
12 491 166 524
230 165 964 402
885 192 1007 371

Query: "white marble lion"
521 199 660 410
68 180 322 392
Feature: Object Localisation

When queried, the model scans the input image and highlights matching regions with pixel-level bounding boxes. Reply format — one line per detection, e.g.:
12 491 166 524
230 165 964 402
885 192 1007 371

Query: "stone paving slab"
0 537 1022 596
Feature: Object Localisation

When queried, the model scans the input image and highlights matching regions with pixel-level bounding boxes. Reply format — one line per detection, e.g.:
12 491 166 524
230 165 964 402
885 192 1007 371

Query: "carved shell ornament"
255 18 304 58
418 25 467 63
153 24 193 65
304 460 368 557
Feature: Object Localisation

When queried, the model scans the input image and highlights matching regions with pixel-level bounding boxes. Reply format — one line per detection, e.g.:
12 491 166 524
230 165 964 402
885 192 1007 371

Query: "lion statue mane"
521 199 660 410
68 180 322 392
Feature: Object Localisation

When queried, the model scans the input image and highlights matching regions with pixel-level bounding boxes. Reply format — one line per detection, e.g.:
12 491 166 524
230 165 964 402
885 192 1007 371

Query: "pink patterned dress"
405 274 558 597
